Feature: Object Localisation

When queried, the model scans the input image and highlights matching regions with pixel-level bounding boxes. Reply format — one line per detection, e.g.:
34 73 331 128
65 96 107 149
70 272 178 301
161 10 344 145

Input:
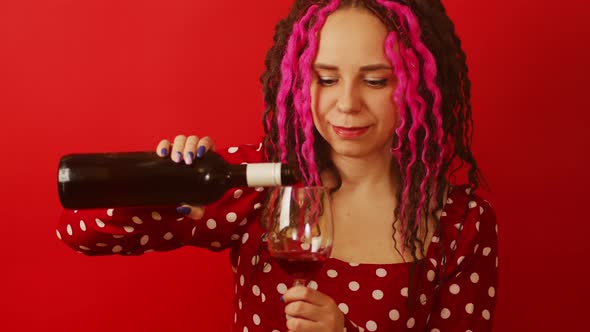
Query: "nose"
337 82 361 113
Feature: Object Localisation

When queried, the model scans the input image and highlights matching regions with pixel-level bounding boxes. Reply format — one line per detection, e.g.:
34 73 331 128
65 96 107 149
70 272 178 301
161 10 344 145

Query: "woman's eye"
318 78 338 86
365 79 388 88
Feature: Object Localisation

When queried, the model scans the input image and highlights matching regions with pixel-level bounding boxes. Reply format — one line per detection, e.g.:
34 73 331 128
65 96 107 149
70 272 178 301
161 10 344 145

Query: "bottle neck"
228 163 296 188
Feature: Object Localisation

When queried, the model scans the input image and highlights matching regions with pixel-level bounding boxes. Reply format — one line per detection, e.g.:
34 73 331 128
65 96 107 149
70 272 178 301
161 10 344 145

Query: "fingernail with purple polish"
197 146 206 158
175 151 183 163
186 152 194 165
160 148 167 156
280 295 284 303
176 206 191 215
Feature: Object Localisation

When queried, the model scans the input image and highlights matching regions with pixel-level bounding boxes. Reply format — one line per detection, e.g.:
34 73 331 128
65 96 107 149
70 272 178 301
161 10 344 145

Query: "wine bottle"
57 150 296 209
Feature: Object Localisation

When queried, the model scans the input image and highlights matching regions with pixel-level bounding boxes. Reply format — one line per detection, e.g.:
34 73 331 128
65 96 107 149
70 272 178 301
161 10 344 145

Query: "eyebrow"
313 63 392 72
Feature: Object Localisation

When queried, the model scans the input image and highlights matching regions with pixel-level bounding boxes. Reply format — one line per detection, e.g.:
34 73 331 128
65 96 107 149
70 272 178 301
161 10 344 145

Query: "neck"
327 147 400 194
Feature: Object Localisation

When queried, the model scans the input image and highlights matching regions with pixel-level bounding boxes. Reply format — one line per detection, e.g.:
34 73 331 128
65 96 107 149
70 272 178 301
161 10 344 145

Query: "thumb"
176 205 205 220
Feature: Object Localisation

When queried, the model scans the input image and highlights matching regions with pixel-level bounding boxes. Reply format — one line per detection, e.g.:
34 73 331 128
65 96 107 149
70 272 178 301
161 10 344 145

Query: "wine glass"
264 186 334 286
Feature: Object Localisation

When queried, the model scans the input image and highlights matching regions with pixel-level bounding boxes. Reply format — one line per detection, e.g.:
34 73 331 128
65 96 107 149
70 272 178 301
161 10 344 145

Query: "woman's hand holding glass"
264 186 343 331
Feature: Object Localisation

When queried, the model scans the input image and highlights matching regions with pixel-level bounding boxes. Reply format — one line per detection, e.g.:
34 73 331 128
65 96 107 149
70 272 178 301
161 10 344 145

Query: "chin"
325 134 393 159
329 140 372 158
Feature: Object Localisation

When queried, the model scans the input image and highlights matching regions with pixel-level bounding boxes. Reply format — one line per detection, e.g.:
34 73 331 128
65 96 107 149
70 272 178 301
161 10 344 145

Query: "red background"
1 0 589 331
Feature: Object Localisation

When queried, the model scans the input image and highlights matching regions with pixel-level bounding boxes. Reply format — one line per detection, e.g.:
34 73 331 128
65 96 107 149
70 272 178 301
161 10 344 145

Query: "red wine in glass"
274 252 328 281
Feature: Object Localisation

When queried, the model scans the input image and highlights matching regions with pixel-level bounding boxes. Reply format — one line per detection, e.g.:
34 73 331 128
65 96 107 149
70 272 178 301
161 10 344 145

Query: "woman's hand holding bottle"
156 134 216 220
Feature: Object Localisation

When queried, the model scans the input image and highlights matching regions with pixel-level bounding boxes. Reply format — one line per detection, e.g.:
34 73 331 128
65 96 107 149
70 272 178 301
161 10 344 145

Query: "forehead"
315 7 389 65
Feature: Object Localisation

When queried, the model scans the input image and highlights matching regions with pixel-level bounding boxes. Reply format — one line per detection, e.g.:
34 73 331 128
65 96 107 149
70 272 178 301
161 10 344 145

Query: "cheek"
310 91 333 141
387 103 400 128
310 87 332 123
370 93 399 127
310 86 320 127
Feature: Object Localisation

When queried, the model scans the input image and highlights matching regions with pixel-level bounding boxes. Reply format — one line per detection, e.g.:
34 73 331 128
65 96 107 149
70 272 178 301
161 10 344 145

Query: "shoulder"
436 184 498 258
442 184 497 234
433 184 499 283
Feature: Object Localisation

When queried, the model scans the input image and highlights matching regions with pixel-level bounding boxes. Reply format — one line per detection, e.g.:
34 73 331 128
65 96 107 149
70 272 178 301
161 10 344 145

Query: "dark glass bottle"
57 150 297 209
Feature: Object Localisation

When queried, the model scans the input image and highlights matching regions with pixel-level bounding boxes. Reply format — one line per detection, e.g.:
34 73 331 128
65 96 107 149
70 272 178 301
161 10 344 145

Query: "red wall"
1 0 588 331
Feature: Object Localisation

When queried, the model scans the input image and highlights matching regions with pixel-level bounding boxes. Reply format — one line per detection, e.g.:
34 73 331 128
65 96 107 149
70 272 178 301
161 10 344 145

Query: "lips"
332 125 370 139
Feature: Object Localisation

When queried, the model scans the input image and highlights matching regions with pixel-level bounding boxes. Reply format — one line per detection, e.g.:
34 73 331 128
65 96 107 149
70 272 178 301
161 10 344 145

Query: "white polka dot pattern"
95 218 105 228
338 303 349 314
226 212 237 223
276 283 287 295
400 287 408 297
55 147 497 332
420 293 427 305
427 270 436 282
372 290 384 300
389 309 399 321
206 219 217 229
252 285 260 296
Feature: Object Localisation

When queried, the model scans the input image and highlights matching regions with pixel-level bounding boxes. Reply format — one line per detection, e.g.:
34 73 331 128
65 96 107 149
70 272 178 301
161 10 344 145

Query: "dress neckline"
325 184 459 267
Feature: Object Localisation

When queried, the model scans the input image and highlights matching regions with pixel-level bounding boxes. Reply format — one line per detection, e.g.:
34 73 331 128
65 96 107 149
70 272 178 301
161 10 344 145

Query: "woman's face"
310 7 399 159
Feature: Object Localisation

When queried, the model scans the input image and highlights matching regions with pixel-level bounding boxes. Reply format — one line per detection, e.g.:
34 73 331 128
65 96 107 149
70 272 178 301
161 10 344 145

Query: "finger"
176 204 205 220
156 139 172 157
286 316 317 332
284 300 321 322
172 135 187 163
183 135 199 165
196 136 215 158
283 286 332 307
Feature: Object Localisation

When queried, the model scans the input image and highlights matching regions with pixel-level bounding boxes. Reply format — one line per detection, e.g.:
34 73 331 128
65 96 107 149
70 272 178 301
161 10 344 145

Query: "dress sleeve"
56 142 266 256
425 193 499 331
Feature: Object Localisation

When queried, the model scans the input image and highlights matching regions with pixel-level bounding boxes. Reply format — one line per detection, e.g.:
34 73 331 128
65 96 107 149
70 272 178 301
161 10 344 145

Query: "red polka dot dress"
57 143 499 331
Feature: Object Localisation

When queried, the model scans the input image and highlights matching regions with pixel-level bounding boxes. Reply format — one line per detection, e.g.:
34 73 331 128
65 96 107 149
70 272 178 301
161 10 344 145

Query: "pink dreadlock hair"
259 0 486 310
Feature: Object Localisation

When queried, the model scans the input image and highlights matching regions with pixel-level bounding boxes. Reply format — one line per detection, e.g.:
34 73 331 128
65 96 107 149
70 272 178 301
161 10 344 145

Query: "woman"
57 0 498 331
